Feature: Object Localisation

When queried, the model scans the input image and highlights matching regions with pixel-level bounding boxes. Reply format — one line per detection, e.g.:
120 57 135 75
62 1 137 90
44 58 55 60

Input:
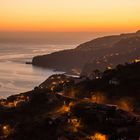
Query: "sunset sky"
0 0 140 32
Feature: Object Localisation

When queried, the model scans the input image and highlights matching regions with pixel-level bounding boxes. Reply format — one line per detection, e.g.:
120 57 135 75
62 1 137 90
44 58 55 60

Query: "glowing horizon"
0 0 140 32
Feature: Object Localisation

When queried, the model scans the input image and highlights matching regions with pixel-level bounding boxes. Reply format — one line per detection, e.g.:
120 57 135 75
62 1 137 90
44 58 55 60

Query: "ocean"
0 32 117 98
0 43 76 98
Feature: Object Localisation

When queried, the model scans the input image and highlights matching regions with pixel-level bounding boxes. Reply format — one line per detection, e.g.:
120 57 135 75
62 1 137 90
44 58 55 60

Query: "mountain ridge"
32 30 140 75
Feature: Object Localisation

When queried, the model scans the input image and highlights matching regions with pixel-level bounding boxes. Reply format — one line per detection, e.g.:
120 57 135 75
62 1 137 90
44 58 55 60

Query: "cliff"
32 30 140 75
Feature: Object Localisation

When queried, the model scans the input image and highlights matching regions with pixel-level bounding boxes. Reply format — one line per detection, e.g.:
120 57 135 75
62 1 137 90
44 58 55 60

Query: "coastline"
0 43 76 98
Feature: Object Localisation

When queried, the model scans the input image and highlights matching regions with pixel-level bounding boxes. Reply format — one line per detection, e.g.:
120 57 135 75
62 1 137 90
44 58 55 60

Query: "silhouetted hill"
32 30 140 75
1 62 140 139
81 36 140 75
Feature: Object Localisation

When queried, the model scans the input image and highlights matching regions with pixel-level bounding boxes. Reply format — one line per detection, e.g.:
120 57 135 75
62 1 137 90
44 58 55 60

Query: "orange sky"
0 0 140 32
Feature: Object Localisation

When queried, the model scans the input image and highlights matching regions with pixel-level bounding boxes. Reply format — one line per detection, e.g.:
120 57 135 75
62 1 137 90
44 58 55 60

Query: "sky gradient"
0 0 140 32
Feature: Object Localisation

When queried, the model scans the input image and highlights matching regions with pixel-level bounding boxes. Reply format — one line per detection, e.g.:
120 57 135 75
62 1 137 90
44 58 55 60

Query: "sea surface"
0 32 118 98
0 43 75 98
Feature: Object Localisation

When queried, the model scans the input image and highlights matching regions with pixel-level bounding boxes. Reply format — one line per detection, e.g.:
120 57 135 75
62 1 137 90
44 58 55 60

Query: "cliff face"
32 30 140 75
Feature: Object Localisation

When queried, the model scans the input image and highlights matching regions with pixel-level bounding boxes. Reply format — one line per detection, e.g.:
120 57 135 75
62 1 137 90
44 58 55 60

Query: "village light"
91 93 106 104
89 133 107 140
134 59 140 63
57 102 75 114
107 66 112 70
50 86 55 92
2 125 11 137
52 82 57 85
68 118 82 132
117 98 133 112
0 95 30 108
3 126 7 130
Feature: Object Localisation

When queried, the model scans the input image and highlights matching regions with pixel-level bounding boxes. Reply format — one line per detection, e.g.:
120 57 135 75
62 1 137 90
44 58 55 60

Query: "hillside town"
0 61 140 139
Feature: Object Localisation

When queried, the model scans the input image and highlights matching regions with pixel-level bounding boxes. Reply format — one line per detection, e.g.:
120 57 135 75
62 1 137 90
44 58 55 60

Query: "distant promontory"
32 30 140 75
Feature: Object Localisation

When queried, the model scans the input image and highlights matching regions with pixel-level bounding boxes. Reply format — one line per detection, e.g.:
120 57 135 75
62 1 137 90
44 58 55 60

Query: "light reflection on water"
0 43 75 98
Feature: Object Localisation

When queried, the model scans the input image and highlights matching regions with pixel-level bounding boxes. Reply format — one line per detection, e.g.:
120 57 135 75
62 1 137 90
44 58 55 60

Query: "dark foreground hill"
1 62 140 140
32 30 140 75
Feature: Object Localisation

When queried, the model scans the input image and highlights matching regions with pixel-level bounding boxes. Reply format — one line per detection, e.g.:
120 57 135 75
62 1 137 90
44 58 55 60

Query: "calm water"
0 43 75 98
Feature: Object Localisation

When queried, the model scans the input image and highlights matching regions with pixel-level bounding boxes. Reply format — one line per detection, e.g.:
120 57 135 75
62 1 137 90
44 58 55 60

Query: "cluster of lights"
134 59 140 63
68 118 82 132
57 102 74 114
0 95 29 108
89 133 107 140
0 124 11 138
50 79 70 92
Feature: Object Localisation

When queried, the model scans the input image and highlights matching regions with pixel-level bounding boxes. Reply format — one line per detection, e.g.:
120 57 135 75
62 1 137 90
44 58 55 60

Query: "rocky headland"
32 30 140 75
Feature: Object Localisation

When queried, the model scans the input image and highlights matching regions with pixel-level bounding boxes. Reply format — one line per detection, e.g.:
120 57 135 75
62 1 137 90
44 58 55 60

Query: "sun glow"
0 0 140 32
